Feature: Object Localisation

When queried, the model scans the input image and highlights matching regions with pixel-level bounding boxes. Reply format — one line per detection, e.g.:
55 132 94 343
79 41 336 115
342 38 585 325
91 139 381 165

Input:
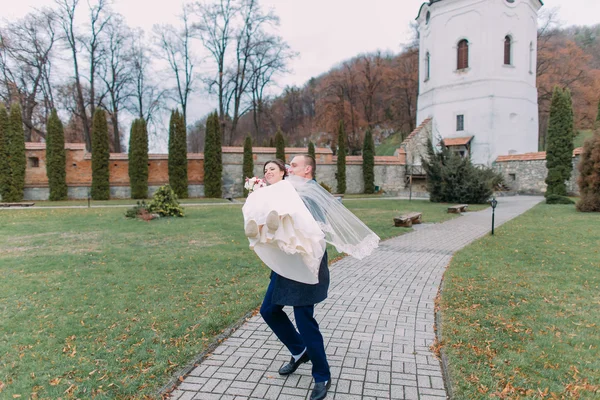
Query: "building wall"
16 144 406 200
416 0 541 165
495 155 581 195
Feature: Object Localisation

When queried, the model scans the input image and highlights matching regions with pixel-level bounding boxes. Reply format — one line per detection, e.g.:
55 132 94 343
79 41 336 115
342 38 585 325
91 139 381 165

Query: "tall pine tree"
168 110 188 198
275 128 285 161
596 97 600 128
308 141 316 160
3 104 27 202
545 87 574 198
0 105 9 201
243 135 253 197
362 128 375 194
336 120 347 194
91 109 110 200
46 109 68 201
129 118 149 199
204 112 222 198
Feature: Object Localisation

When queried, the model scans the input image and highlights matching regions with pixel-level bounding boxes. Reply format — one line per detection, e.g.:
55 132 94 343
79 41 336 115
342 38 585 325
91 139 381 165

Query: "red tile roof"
442 136 473 146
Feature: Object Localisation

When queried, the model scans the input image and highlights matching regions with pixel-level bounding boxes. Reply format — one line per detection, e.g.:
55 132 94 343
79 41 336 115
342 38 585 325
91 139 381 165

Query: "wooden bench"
0 202 35 207
394 212 422 227
447 204 468 214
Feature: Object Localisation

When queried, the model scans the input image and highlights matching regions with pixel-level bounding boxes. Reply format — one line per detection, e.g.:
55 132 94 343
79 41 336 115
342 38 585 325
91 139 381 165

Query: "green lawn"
574 130 594 148
1 199 482 399
376 131 406 156
440 203 600 399
31 198 230 207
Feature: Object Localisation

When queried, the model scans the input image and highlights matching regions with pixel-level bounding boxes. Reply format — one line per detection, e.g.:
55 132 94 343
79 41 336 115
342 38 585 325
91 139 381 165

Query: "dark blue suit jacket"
269 190 330 306
270 252 329 306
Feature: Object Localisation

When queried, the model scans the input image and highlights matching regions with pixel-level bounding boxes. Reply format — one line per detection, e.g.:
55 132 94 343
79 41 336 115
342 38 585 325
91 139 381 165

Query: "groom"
259 154 332 400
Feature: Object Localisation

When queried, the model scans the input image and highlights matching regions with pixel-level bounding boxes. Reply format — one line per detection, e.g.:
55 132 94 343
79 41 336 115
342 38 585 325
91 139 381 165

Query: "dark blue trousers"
260 277 331 383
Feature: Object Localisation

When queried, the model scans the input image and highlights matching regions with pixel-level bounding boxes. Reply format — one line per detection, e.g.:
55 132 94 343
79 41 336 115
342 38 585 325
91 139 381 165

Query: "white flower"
244 176 266 193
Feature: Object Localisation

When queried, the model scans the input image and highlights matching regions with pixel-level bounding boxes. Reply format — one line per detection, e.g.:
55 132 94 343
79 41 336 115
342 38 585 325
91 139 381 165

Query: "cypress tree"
0 105 10 201
362 128 375 194
596 97 600 128
336 120 347 194
275 128 285 161
269 137 274 147
204 112 222 198
545 87 574 198
129 118 149 199
168 110 188 198
46 109 68 201
308 141 316 160
3 104 27 202
91 109 110 200
243 135 253 197
214 113 222 194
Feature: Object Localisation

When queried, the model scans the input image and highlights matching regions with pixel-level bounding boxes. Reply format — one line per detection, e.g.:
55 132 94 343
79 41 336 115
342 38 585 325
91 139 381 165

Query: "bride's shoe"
245 220 259 237
266 210 280 231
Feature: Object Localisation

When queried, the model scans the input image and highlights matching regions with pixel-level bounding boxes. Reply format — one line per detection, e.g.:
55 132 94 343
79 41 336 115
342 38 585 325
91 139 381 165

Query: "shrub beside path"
169 196 543 400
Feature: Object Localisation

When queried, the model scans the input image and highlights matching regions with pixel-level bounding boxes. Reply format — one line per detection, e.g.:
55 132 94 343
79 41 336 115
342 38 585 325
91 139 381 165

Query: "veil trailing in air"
242 176 380 284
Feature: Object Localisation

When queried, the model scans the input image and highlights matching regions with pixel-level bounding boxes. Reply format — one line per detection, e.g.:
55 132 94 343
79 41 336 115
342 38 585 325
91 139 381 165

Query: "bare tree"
55 0 88 149
193 0 236 130
248 34 292 139
99 15 133 152
153 5 196 125
0 8 57 140
127 29 167 127
358 53 383 128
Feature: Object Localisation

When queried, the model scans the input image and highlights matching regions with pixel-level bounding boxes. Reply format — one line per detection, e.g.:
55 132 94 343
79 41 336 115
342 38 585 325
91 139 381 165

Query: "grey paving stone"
171 197 541 400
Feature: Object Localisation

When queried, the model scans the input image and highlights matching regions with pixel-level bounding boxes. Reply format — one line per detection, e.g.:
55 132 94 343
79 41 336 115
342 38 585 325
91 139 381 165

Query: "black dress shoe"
310 379 331 400
278 352 310 375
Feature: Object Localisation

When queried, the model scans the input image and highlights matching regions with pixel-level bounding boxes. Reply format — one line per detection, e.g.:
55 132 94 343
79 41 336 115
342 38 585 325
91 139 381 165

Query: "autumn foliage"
576 131 600 212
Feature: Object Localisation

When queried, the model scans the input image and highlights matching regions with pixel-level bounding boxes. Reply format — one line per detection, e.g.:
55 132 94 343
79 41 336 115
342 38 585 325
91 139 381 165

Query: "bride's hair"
263 159 288 179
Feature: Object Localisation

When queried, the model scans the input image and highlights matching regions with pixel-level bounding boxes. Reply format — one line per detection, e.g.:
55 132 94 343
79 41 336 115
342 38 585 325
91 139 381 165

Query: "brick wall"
19 143 407 200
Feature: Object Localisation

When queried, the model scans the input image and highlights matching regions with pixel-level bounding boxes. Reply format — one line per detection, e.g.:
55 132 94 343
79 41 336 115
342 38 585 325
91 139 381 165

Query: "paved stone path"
169 196 543 400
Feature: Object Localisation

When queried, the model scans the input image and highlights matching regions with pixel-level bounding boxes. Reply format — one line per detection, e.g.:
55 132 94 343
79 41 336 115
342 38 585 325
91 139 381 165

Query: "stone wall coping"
26 143 86 150
222 146 333 154
496 147 583 162
329 155 404 165
82 153 205 160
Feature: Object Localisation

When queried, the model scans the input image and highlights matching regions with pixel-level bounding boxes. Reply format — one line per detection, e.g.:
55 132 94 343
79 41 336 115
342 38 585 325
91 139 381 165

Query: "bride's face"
264 162 284 185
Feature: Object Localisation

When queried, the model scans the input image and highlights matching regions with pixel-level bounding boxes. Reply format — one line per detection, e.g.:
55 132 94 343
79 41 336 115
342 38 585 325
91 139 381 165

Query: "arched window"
457 39 469 70
504 36 512 65
425 52 431 81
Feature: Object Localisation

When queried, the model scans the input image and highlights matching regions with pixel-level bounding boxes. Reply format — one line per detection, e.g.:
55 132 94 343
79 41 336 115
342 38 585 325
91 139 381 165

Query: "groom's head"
289 155 316 179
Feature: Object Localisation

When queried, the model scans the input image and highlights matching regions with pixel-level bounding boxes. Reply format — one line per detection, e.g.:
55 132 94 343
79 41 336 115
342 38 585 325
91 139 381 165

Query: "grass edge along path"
438 203 600 399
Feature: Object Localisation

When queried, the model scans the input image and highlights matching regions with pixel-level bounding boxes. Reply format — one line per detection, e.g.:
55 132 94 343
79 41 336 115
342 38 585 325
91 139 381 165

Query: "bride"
242 158 380 284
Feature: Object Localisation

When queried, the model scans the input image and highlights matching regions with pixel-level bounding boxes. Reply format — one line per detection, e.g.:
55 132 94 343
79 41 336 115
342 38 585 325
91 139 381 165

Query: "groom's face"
289 156 312 179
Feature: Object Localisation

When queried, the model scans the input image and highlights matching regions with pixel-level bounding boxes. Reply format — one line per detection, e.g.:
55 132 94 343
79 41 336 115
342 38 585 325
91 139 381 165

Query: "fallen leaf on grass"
49 378 61 386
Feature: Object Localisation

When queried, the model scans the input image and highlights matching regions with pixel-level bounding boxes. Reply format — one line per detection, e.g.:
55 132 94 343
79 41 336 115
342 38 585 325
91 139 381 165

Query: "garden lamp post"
490 197 498 235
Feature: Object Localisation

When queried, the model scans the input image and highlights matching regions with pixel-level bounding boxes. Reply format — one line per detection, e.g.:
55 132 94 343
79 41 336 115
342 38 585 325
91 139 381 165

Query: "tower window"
425 52 431 81
504 36 512 65
457 39 469 70
28 157 40 168
457 115 465 131
529 41 534 74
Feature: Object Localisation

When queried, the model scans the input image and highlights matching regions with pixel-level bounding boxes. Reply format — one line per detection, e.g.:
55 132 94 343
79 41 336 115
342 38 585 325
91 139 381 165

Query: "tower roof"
417 0 544 20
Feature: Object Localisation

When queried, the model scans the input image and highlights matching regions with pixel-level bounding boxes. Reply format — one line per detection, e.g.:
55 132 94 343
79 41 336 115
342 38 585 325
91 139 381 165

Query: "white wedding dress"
243 176 381 285
242 180 326 284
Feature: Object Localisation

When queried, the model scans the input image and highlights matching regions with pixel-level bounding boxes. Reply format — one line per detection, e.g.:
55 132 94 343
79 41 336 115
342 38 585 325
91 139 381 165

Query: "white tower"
415 0 542 165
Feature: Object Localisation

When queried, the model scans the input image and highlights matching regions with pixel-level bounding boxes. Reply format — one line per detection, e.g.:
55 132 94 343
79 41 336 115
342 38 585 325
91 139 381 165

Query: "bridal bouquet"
244 177 266 193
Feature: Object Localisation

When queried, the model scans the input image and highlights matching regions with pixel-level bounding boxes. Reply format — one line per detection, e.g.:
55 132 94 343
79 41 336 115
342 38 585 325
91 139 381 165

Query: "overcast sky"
4 0 600 125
